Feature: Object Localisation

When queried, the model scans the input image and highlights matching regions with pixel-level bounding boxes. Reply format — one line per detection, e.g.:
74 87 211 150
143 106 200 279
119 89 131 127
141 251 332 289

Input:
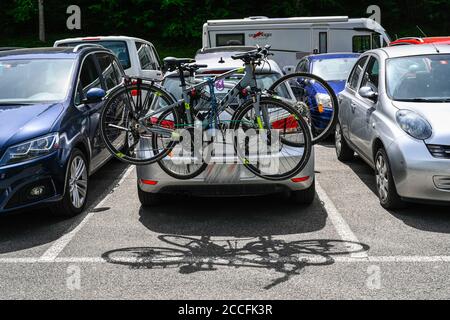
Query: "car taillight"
271 115 299 130
141 179 158 185
150 117 175 129
291 176 310 183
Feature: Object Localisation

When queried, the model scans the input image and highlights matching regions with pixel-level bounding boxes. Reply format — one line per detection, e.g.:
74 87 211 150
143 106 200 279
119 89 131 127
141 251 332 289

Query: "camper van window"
353 35 371 53
319 32 328 54
216 34 245 46
372 34 382 49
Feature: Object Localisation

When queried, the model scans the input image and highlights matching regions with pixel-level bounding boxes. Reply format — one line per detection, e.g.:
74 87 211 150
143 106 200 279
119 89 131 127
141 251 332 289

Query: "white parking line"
1 256 450 264
39 166 135 262
316 181 368 259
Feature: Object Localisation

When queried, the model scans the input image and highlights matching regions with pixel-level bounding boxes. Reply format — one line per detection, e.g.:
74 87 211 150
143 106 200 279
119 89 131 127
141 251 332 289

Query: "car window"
348 56 368 91
96 53 121 91
75 55 101 105
163 73 288 102
57 40 131 70
312 57 359 81
387 54 450 101
296 59 309 73
136 42 157 70
360 56 380 92
150 45 162 70
0 59 75 104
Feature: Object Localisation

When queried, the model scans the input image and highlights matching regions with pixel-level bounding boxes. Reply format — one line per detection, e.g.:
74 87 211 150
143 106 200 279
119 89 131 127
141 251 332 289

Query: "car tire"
335 123 354 162
137 184 162 207
290 180 316 205
51 149 89 218
375 148 405 210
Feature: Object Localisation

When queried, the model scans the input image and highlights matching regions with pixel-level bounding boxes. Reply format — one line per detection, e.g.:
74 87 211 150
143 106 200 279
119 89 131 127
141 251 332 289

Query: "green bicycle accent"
256 116 264 129
116 152 125 158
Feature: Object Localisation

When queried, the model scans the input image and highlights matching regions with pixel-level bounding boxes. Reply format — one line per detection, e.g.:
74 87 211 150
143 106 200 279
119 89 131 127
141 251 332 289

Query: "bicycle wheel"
100 82 180 165
152 108 208 180
269 72 339 144
231 97 312 181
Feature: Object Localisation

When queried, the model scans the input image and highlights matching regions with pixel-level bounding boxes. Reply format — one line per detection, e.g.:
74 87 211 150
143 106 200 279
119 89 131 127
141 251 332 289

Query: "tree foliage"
1 0 449 45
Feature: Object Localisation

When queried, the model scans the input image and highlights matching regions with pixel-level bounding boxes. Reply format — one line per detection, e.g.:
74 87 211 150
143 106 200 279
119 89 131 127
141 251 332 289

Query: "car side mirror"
84 88 106 104
359 86 378 102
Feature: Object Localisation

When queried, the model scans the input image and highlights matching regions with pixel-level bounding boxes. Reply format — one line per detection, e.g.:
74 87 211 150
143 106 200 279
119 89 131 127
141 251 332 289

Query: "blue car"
0 46 125 217
295 53 360 132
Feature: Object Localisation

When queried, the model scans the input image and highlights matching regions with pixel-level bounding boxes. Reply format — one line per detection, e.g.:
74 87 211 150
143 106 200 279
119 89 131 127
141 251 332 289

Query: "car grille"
427 145 450 159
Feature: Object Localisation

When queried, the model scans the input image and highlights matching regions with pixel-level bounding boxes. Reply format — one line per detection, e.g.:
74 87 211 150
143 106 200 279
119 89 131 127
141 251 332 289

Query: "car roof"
55 35 152 44
196 46 257 54
373 44 450 58
194 47 282 74
390 37 450 46
0 46 111 60
305 53 360 60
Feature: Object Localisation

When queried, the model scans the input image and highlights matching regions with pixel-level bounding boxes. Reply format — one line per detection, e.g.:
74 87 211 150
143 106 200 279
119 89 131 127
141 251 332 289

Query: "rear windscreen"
57 40 131 69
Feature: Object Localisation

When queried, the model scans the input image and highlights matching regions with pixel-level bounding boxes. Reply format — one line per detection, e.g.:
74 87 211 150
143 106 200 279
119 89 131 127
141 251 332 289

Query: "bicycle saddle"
163 57 195 65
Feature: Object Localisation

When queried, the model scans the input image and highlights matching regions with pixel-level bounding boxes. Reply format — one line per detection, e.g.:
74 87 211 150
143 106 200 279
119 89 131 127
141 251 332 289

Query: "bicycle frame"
141 63 269 131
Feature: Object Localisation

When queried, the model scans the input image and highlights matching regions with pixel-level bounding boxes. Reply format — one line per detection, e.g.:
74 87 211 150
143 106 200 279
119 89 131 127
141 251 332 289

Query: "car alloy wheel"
375 153 389 202
69 155 88 209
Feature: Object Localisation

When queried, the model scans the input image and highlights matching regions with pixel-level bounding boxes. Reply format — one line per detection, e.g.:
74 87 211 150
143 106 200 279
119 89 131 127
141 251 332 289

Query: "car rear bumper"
0 152 65 213
137 149 315 196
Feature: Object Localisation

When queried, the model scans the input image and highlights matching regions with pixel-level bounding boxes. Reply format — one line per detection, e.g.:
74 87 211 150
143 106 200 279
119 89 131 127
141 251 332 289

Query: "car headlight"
396 110 432 140
0 133 60 166
315 93 332 112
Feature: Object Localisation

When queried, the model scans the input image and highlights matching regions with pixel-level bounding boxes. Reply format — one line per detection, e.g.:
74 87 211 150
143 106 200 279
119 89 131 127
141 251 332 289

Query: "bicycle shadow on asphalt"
102 195 370 290
0 159 129 255
138 195 328 237
345 155 450 234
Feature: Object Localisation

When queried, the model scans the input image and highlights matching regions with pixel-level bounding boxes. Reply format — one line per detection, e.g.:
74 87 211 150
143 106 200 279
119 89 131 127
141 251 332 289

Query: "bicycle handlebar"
231 45 273 62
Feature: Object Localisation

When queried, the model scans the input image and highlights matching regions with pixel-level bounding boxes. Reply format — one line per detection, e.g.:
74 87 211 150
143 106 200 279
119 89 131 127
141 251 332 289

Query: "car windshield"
0 59 75 104
312 57 359 81
163 73 290 101
387 54 450 101
58 40 131 69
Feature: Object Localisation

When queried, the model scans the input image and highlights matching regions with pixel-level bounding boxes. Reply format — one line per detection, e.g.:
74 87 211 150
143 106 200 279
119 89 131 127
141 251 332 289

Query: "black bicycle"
100 46 313 181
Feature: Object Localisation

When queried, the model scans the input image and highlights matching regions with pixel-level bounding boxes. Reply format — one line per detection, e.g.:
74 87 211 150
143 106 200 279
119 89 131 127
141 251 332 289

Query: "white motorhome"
202 16 391 72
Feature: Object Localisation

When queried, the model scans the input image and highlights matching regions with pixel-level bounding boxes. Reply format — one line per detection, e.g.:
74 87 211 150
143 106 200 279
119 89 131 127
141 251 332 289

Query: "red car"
389 36 450 46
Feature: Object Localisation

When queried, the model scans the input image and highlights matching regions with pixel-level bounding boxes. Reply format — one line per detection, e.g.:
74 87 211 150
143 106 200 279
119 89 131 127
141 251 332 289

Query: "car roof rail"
72 44 104 53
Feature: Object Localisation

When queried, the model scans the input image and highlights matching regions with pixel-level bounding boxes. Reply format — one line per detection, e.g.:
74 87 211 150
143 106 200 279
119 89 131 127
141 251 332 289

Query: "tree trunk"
38 0 45 42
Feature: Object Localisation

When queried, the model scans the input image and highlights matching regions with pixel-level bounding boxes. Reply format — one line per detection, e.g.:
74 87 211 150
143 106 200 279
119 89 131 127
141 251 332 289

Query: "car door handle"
351 102 357 113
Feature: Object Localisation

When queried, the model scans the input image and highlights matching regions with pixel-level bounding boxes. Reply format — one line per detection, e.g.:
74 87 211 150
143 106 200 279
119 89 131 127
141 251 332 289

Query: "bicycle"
100 46 312 181
268 72 339 144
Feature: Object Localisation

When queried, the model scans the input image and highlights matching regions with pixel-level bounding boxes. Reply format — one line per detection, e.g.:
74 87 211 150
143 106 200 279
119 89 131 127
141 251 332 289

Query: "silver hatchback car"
337 44 450 209
137 48 315 206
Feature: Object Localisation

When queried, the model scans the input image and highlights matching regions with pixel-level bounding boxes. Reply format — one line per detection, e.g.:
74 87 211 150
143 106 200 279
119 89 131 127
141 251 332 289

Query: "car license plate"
204 163 241 184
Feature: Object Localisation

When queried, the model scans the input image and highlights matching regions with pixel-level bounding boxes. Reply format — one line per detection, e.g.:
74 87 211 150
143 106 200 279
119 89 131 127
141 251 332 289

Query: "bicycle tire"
231 97 312 181
269 72 339 145
153 108 208 180
100 83 181 165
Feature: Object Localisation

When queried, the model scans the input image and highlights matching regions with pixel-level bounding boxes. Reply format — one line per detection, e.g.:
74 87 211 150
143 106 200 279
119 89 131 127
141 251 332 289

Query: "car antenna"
417 25 440 53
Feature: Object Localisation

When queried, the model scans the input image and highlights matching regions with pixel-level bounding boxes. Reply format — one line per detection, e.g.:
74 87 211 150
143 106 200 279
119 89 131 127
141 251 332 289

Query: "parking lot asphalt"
0 143 449 300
